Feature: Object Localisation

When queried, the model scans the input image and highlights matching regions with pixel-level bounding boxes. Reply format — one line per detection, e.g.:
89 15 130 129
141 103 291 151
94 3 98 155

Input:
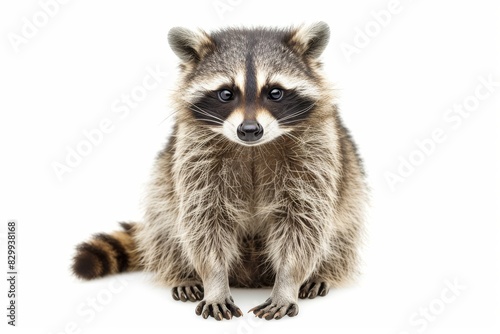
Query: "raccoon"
72 22 368 321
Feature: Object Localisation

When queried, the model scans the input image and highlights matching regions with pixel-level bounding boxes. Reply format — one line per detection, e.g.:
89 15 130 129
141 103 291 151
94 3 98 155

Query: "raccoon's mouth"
230 131 266 146
235 139 265 147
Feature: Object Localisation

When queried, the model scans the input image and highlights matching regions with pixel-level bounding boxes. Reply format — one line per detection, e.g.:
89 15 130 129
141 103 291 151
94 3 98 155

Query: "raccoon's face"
169 23 330 146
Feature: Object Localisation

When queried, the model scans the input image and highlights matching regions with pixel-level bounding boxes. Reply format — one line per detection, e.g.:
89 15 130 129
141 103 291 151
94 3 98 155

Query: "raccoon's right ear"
168 27 215 63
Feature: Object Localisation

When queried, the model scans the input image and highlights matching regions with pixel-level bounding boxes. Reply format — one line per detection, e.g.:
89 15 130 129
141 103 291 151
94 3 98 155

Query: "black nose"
237 121 264 142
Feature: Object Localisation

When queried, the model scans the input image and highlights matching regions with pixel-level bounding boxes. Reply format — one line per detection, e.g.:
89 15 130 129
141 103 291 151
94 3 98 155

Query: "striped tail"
72 222 141 280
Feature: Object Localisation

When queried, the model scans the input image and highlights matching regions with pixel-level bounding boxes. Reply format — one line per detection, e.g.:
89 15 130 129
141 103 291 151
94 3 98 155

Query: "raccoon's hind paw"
195 296 243 321
299 280 330 299
249 298 299 320
172 283 204 302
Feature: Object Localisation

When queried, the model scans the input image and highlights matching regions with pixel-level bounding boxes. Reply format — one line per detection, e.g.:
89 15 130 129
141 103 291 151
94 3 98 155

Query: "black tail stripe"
77 243 110 276
119 222 134 234
94 233 129 272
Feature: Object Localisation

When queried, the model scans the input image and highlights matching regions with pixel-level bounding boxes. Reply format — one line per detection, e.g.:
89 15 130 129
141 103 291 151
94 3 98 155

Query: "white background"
1 0 499 333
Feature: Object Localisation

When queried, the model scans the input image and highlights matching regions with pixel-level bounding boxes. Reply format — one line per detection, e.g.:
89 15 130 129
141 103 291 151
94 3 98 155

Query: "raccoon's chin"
232 139 267 147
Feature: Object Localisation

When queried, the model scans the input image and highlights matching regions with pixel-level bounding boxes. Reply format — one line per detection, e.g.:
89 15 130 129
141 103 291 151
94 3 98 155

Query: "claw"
286 304 299 317
308 289 317 299
263 312 274 320
173 284 204 302
299 280 329 300
250 298 299 320
254 309 265 318
273 308 284 319
195 296 241 320
172 288 179 301
195 300 205 315
248 298 271 314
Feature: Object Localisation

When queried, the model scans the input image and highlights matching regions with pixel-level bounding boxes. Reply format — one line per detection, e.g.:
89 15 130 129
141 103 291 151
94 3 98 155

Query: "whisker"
278 103 317 122
264 101 317 134
194 118 224 125
188 105 225 123
186 100 238 130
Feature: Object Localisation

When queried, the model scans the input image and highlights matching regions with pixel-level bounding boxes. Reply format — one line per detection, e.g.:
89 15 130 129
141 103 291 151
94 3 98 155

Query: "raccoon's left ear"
285 22 330 59
168 27 215 63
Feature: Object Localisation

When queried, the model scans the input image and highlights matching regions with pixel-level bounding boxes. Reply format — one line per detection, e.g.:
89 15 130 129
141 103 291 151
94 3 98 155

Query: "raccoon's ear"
285 22 330 59
168 27 215 63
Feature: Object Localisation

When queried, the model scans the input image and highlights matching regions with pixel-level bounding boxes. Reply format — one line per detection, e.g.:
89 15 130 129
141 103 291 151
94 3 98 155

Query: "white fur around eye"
267 73 321 100
184 75 232 101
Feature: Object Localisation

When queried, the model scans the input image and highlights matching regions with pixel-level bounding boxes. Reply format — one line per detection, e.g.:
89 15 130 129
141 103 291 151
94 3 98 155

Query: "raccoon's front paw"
299 280 330 299
249 298 299 320
195 296 243 320
172 283 204 302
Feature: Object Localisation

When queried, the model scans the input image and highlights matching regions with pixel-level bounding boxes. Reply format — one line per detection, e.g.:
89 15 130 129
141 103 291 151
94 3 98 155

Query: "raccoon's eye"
218 89 233 102
268 88 283 101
